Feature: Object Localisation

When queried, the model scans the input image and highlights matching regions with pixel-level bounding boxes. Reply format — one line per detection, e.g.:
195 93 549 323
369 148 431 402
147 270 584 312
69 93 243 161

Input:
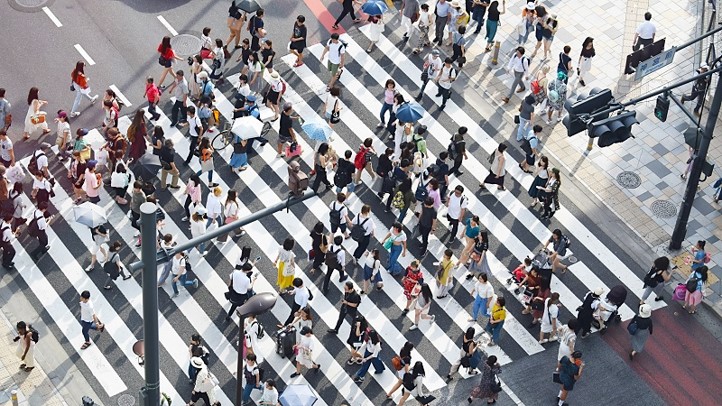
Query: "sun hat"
526 2 535 10
270 71 280 79
638 303 652 318
593 287 605 296
190 357 204 369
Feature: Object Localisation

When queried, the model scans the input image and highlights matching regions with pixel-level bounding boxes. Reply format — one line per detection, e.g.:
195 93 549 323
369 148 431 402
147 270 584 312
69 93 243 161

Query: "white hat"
190 356 204 368
450 0 461 8
198 71 209 81
638 304 652 318
270 71 280 80
593 287 605 296
526 2 535 10
194 206 208 216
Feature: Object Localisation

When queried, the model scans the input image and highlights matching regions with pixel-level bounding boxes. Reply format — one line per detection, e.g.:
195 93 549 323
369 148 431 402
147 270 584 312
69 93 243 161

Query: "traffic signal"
562 88 613 137
589 111 639 147
654 94 669 122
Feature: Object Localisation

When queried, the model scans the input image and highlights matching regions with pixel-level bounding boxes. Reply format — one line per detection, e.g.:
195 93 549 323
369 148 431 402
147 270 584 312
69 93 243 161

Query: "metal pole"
128 189 317 272
670 72 722 249
140 202 161 406
236 315 246 406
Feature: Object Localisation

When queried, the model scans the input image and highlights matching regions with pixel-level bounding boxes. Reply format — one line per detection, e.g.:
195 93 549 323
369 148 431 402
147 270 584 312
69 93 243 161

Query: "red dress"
128 125 147 161
402 268 423 300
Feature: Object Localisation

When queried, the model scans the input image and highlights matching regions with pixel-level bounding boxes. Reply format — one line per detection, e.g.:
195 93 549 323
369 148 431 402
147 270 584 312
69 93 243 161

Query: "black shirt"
261 48 275 69
151 135 163 156
343 290 361 311
376 154 393 178
487 7 500 21
279 112 293 138
292 23 307 48
241 47 252 65
160 146 175 165
580 47 596 59
418 205 437 229
558 53 572 73
434 158 449 183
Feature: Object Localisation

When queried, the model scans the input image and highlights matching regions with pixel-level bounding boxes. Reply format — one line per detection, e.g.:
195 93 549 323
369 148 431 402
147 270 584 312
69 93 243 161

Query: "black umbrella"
132 154 162 196
234 0 262 13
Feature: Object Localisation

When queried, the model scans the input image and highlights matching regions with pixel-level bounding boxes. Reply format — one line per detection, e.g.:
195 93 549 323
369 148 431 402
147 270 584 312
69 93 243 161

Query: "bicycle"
211 118 272 151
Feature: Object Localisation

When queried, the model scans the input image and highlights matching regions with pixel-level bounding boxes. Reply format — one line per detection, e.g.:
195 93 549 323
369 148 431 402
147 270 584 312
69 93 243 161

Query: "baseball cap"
246 95 257 103
432 49 440 56
86 160 97 169
526 2 535 10
57 110 67 119
77 128 89 136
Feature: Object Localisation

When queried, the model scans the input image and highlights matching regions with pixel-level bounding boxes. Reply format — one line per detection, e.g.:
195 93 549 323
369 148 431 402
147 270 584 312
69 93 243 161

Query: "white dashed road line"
109 85 132 107
157 15 178 36
74 44 95 65
42 7 62 27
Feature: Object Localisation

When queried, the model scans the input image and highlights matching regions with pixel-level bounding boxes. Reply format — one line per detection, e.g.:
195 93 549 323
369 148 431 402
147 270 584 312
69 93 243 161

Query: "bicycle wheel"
212 130 231 150
260 121 272 138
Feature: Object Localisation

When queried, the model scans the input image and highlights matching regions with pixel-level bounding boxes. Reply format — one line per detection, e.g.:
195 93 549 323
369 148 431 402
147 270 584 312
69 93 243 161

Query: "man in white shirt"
171 251 199 298
445 185 468 243
401 0 420 39
258 379 279 406
502 46 529 104
320 33 346 90
167 70 189 127
184 106 204 164
351 204 375 262
435 57 456 110
226 262 255 320
79 290 104 349
284 277 310 325
29 201 51 260
633 12 656 51
31 148 49 178
416 49 443 101
433 0 452 45
0 129 14 167
1 215 16 270
540 292 560 343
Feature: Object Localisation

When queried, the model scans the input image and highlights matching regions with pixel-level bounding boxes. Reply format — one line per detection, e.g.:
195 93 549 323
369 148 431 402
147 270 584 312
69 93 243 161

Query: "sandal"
98 323 105 333
81 342 91 350
24 367 34 372
19 363 25 369
332 24 339 30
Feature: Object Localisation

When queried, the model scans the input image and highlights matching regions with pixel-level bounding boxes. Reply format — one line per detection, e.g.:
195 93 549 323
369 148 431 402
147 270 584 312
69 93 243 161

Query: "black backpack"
28 151 45 175
325 245 340 269
244 365 265 383
183 254 192 274
28 325 39 343
351 217 369 242
103 253 120 280
329 202 343 227
251 320 266 339
521 135 537 155
686 273 700 293
643 267 659 288
403 372 416 390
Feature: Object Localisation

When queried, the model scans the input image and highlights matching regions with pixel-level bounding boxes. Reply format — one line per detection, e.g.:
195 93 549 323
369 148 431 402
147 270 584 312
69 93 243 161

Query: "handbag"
491 376 503 393
627 320 638 335
330 99 340 124
308 249 315 261
383 236 394 251
552 371 562 384
30 113 46 125
70 82 76 92
514 115 520 124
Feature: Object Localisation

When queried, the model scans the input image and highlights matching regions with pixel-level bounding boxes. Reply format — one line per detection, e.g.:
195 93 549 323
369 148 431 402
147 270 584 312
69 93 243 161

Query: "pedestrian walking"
483 0 505 52
545 72 567 123
258 380 278 405
451 25 468 68
401 261 424 313
416 50 443 100
435 248 455 298
0 129 14 168
244 313 264 359
335 153 356 195
184 105 204 164
382 222 407 276
632 12 655 51
576 288 603 338
433 0 452 45
447 327 481 380
79 290 104 350
485 296 506 346
628 303 653 361
557 45 573 84
226 261 255 320
575 37 595 87
332 0 361 30
328 281 360 334
557 318 577 362
353 329 385 383
530 12 558 60
412 4 433 54
284 277 311 326
320 33 347 90
126 110 147 163
470 0 489 35
226 0 246 50
350 204 374 262
528 155 549 206
186 356 221 406
400 0 420 40
360 249 383 294
274 237 296 292
480 143 507 191
28 201 51 260
641 256 671 304
157 36 184 89
539 292 560 343
435 57 457 110
190 211 208 256
448 127 469 176
103 241 130 290
516 2 536 44
242 353 262 405
166 70 189 128
290 15 308 67
290 326 320 378
556 351 584 406
391 178 415 222
469 273 494 322
410 283 435 330
144 77 161 121
519 124 541 173
417 197 437 256
311 143 333 192
467 355 501 404
344 313 367 364
309 222 327 274
69 61 99 117
445 185 468 243
187 333 209 384
386 341 414 398
353 139 375 184
681 64 710 117
0 88 10 131
516 95 535 141
14 321 36 372
457 216 481 267
539 168 561 219
377 80 398 129
247 9 266 52
366 15 385 53
322 235 348 294
502 47 529 104
159 139 180 189
684 264 708 314
23 87 50 140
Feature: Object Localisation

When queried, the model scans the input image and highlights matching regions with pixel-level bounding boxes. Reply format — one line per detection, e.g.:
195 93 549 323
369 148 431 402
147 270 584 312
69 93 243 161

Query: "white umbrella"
73 202 107 228
232 116 264 140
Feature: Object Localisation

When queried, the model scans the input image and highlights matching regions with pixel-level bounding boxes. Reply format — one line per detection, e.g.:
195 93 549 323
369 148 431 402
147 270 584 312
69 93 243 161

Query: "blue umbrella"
302 121 333 142
395 102 425 123
279 384 318 406
361 0 388 16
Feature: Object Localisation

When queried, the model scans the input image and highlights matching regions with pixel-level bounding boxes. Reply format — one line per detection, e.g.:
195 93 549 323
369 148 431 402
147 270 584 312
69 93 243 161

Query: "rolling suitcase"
276 326 296 359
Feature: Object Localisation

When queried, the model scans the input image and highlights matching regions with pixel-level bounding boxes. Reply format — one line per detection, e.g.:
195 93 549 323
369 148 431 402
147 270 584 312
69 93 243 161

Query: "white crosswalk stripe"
10 23 657 406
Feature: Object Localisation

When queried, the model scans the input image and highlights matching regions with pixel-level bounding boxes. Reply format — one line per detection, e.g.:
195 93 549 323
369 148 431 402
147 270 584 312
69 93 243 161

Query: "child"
361 249 383 294
507 257 531 285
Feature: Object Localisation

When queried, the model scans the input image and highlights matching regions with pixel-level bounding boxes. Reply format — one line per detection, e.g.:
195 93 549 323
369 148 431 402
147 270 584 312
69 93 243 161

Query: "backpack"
643 267 659 288
413 133 427 156
103 253 120 279
251 320 266 339
26 211 42 237
447 138 464 160
354 146 369 168
391 191 405 209
520 135 536 155
415 179 429 202
247 15 258 35
351 217 369 242
530 79 542 94
28 325 39 343
28 151 45 175
557 235 571 256
243 365 265 384
329 202 343 226
183 254 192 273
115 98 124 112
325 245 341 269
686 273 700 293
402 372 416 390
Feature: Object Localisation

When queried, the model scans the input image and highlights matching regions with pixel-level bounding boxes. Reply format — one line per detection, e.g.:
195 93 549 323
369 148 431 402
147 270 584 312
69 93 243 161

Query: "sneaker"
353 376 363 383
376 122 385 128
181 216 189 222
193 279 199 289
409 324 418 331
70 111 81 118
277 153 286 158
171 292 179 298
85 265 94 272
429 315 436 323
290 372 300 378
539 338 549 344
347 358 356 365
90 95 99 104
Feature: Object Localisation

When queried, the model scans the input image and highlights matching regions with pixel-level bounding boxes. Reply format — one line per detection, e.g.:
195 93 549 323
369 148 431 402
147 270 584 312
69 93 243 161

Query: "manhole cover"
8 0 53 12
650 200 677 218
170 34 201 56
616 171 641 189
118 393 136 406
567 256 578 263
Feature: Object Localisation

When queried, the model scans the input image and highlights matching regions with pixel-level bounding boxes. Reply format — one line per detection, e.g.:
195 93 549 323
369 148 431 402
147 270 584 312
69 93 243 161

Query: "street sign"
635 47 677 80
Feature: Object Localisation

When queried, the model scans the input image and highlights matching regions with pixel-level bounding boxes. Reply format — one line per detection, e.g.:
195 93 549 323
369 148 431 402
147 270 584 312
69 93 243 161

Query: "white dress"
24 99 47 134
368 19 385 42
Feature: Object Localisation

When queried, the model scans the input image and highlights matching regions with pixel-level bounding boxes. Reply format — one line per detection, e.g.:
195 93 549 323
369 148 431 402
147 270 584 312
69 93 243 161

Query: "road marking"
42 7 62 27
73 44 95 65
109 85 132 107
157 15 178 36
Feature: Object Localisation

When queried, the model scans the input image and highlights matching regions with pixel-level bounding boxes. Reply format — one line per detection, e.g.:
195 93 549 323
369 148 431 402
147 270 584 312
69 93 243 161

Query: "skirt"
528 176 548 198
277 262 295 290
230 152 248 169
631 328 650 353
483 172 504 186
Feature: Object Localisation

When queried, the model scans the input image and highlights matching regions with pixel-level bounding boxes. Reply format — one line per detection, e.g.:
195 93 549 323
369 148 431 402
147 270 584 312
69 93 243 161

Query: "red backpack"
354 146 368 168
530 79 542 95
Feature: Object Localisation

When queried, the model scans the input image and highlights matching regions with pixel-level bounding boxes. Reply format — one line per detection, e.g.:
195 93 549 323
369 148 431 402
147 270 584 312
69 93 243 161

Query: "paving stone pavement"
439 0 722 303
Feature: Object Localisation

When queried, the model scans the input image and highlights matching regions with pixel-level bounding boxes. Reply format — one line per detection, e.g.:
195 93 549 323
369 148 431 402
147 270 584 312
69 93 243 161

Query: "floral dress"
470 361 501 400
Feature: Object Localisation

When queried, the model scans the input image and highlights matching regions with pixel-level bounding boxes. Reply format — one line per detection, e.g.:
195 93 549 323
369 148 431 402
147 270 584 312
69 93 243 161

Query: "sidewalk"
447 0 722 307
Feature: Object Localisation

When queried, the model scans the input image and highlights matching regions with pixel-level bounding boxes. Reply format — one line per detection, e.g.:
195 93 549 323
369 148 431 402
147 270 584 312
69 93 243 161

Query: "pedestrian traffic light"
654 94 670 122
562 88 614 137
589 111 639 147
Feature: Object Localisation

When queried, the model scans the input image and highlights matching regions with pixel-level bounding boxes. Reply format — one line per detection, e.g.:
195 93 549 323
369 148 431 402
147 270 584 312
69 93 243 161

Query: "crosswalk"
10 25 658 406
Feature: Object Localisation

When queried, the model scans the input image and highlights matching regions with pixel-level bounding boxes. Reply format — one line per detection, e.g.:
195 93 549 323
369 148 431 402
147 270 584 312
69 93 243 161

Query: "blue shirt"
692 250 705 270
435 1 451 17
464 218 480 239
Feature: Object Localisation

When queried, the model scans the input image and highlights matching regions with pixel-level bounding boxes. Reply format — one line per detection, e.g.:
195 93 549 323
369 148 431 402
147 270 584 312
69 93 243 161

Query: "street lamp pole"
670 72 722 249
139 202 160 406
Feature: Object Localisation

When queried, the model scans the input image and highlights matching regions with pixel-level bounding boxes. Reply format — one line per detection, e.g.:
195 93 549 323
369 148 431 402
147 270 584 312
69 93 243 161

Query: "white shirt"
446 193 468 219
206 194 222 218
1 221 14 243
32 209 47 231
270 79 284 93
507 54 529 73
225 199 240 218
188 115 202 137
473 281 494 299
424 55 443 77
417 10 431 27
353 214 375 236
636 21 656 39
33 150 48 173
292 285 310 307
0 138 12 161
260 387 279 404
32 178 51 192
278 248 295 264
56 122 70 143
325 94 338 115
230 269 251 294
329 244 345 267
437 65 456 89
190 219 206 238
541 300 559 330
245 319 261 348
79 300 95 322
364 341 382 358
326 40 345 65
173 255 187 276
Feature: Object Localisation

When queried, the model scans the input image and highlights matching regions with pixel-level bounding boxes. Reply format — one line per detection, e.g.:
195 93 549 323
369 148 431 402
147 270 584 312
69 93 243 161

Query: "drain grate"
117 393 136 406
650 200 677 218
8 0 53 12
616 171 641 189
170 34 201 56
567 256 578 264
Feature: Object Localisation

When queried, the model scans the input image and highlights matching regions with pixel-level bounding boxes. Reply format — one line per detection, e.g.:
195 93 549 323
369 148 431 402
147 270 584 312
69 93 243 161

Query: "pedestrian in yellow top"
275 237 296 292
436 248 455 298
485 297 506 346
